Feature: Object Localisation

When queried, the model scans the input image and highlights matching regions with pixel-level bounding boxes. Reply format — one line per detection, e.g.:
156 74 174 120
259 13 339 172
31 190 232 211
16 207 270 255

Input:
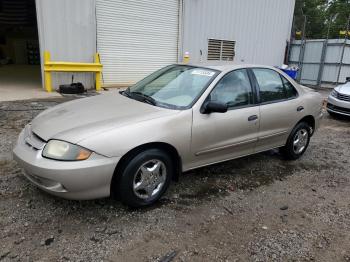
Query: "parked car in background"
13 64 324 207
327 77 350 117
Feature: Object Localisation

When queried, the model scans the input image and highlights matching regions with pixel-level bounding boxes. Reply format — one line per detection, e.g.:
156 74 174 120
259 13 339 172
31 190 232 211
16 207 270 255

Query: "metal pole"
317 19 332 87
336 14 350 85
297 15 307 82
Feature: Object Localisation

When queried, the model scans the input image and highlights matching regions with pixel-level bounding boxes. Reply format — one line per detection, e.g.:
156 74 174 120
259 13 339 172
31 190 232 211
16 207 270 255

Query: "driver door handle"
248 115 258 121
297 106 304 112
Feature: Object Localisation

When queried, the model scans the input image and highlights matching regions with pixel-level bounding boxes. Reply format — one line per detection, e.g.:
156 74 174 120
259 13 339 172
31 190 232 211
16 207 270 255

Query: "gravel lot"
1 91 350 262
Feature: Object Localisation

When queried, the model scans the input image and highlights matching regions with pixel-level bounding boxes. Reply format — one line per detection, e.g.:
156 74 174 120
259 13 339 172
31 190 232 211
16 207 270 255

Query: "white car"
327 77 350 117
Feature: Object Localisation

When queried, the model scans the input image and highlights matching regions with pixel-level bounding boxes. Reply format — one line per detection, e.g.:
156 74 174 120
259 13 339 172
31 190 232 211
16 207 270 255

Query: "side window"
281 76 298 98
210 69 253 109
253 69 285 103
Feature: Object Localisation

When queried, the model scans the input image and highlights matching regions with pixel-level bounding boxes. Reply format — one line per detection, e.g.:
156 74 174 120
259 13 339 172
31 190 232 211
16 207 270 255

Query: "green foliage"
293 0 350 39
327 0 350 37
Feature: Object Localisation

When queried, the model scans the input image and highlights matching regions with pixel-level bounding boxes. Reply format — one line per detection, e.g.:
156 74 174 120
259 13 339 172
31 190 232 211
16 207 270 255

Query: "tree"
293 0 350 39
326 0 350 38
293 0 327 38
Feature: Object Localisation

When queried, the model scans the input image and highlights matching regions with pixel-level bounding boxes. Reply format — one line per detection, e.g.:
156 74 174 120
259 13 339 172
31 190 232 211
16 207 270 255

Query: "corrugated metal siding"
96 0 179 86
289 39 350 84
36 0 96 90
300 40 323 85
181 0 295 66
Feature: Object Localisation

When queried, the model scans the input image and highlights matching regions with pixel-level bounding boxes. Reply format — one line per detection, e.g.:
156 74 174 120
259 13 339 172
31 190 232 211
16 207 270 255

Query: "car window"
253 68 286 103
209 69 253 109
281 76 298 98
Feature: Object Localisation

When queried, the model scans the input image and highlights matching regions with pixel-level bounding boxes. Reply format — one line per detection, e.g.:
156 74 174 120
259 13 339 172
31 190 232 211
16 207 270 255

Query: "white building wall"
36 0 96 90
181 0 295 66
35 0 295 88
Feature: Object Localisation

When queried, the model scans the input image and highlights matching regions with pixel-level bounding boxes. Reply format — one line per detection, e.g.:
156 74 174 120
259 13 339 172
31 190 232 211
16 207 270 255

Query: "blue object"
281 69 298 80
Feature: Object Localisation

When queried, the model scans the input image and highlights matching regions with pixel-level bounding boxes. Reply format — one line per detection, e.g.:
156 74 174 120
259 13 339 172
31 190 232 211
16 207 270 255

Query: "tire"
115 148 174 208
280 122 311 160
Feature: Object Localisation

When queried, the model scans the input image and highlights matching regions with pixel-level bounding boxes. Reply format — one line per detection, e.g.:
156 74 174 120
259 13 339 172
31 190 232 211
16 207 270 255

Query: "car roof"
184 63 277 73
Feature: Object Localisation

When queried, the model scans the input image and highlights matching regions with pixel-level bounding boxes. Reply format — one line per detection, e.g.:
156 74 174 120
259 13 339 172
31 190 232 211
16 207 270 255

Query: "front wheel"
116 149 173 208
280 122 311 160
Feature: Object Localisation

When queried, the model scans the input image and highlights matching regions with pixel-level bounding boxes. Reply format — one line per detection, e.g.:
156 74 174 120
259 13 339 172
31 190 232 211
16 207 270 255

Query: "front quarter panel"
77 110 193 164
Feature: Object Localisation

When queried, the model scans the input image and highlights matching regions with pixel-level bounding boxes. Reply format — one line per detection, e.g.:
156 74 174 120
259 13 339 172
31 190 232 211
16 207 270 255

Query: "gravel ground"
1 91 350 262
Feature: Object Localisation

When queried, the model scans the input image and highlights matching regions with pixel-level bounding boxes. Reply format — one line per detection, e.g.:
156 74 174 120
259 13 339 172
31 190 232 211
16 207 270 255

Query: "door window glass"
210 69 253 108
281 76 298 98
253 69 286 103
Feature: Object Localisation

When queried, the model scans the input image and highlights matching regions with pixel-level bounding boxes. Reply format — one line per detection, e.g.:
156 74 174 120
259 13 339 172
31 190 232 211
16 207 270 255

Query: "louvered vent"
207 39 235 61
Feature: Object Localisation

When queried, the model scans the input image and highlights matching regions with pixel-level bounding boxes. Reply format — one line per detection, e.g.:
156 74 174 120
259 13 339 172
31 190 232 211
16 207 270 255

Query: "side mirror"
201 101 228 114
346 77 350 83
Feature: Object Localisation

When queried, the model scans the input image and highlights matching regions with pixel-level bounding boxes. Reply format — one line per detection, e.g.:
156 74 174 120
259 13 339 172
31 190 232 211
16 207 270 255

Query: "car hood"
335 82 350 95
31 92 179 143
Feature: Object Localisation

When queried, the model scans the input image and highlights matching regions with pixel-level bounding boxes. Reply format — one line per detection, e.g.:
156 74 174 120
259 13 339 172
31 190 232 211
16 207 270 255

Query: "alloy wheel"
293 128 309 154
133 159 167 200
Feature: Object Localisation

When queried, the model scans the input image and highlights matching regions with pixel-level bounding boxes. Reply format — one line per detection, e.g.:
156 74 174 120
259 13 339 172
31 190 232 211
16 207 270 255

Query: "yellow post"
183 52 190 64
44 51 52 92
43 51 102 92
94 53 102 91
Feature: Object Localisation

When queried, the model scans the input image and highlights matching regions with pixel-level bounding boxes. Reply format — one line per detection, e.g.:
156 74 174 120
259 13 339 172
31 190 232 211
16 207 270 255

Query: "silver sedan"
327 77 350 117
13 64 323 207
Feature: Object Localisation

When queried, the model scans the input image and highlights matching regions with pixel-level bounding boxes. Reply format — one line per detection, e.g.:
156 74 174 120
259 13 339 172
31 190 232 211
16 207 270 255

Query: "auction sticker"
191 70 215 77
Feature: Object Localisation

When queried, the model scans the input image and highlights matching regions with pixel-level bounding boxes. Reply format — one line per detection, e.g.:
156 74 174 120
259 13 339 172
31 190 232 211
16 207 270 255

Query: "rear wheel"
115 148 173 208
280 122 311 160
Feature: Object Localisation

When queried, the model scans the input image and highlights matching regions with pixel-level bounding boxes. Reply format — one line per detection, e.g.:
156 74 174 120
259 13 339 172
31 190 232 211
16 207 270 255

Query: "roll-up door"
96 0 179 86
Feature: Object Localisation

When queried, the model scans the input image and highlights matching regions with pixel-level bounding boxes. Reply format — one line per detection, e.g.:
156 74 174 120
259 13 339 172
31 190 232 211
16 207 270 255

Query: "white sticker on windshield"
191 70 215 77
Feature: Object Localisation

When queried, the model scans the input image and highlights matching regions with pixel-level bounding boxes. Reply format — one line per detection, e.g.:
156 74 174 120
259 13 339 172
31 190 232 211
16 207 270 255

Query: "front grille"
327 102 350 114
24 125 46 150
337 92 350 102
32 131 45 143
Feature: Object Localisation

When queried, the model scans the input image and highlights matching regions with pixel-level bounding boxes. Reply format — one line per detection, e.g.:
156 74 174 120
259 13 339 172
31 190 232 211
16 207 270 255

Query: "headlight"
331 89 338 98
42 140 92 161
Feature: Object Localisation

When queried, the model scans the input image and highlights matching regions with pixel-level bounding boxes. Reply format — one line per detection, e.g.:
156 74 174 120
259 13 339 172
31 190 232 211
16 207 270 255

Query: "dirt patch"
1 96 350 261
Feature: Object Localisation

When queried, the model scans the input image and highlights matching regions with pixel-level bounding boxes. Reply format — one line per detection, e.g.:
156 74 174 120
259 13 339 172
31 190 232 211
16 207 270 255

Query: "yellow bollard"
183 52 190 64
94 53 102 91
44 51 53 92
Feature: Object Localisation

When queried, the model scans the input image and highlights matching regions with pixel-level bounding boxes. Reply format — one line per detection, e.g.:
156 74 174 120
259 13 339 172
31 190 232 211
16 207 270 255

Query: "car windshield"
124 65 219 109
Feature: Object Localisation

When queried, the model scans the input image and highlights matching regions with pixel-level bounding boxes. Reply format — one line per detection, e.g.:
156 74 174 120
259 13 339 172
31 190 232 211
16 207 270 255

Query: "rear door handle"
248 115 258 121
297 106 304 112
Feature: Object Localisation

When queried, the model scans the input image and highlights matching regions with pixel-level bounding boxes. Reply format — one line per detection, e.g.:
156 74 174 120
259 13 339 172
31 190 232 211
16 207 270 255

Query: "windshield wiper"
120 90 132 98
128 91 157 106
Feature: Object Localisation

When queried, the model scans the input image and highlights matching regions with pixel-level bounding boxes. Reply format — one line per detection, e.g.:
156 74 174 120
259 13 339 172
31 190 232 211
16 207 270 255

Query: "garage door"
96 0 179 86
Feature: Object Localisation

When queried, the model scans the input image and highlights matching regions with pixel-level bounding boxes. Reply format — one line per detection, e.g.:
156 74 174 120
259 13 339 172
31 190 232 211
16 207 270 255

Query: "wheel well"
110 142 182 198
298 115 315 135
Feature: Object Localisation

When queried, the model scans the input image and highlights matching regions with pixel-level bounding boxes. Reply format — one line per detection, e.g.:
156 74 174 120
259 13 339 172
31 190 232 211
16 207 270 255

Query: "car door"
250 68 302 152
190 69 260 169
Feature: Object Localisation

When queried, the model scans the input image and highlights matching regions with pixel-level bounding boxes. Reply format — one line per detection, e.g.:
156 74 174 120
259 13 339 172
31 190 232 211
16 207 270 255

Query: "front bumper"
13 128 120 200
327 95 350 116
